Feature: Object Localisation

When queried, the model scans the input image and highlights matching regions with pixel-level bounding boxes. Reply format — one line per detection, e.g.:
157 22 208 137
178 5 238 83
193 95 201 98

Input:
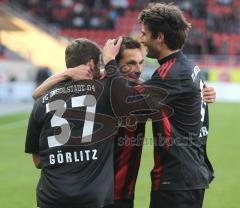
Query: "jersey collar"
158 51 182 65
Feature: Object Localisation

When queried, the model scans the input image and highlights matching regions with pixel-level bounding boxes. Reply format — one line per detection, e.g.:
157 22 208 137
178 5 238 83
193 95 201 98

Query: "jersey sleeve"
143 78 181 104
104 60 172 123
111 77 166 111
25 101 44 154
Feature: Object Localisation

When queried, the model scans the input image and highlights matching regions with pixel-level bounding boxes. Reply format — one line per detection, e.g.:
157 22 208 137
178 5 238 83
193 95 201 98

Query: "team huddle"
25 3 216 208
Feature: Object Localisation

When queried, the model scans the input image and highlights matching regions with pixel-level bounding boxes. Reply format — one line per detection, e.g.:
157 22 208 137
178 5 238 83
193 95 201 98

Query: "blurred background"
0 0 239 207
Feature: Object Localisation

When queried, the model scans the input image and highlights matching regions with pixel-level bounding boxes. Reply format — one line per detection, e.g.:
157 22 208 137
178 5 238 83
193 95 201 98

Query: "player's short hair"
65 38 101 69
138 3 191 50
116 36 141 64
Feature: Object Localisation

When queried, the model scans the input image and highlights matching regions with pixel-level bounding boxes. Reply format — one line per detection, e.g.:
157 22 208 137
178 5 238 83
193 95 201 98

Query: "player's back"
26 79 117 208
150 52 202 138
145 51 210 190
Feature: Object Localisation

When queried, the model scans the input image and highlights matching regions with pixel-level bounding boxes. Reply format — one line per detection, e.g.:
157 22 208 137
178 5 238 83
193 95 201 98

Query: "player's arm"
102 37 171 121
32 154 41 169
32 73 68 99
203 84 216 104
102 37 123 65
25 102 44 169
32 65 92 100
110 76 172 125
101 37 124 79
144 78 181 104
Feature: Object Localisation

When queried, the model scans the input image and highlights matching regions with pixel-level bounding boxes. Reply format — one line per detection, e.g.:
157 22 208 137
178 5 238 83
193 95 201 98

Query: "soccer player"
30 37 148 208
25 38 117 208
25 37 167 208
32 36 215 208
25 38 128 208
138 3 214 208
109 37 215 208
111 37 146 208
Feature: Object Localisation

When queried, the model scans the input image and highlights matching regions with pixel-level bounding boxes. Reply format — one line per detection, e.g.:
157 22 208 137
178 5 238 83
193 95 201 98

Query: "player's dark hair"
65 38 101 69
138 3 191 50
115 36 141 64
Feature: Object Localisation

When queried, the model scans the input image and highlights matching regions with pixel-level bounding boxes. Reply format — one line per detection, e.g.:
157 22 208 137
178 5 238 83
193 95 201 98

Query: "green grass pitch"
0 103 239 208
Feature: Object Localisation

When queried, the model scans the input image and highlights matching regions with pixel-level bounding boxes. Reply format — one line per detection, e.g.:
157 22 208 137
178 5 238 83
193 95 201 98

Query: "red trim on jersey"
152 110 171 190
152 147 163 191
114 129 135 199
162 58 176 80
159 61 170 77
127 139 144 198
158 58 176 80
162 111 171 150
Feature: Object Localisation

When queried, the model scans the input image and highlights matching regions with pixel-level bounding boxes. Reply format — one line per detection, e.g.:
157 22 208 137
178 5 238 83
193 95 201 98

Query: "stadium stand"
0 0 239 82
5 0 239 55
0 44 6 59
0 0 239 103
0 43 27 61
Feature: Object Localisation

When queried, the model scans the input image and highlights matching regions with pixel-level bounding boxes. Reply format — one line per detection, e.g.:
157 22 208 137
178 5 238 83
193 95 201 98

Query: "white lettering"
92 149 98 160
192 66 200 82
57 151 64 164
65 152 72 163
74 151 80 162
85 150 90 161
80 151 83 162
49 154 55 164
48 150 98 165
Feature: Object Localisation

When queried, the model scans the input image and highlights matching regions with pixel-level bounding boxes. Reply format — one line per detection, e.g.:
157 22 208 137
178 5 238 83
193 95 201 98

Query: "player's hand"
100 70 106 80
203 84 216 103
102 37 123 65
65 64 93 80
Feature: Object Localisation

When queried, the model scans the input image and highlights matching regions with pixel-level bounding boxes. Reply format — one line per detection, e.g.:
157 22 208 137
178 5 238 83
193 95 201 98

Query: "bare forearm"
32 154 41 169
32 72 68 100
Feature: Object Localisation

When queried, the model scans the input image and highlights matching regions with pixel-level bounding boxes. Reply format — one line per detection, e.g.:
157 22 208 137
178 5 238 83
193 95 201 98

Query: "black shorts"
104 199 133 208
150 189 205 208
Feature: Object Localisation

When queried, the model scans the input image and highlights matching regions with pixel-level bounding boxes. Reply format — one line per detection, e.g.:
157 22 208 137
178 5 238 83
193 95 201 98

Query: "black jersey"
143 51 213 190
25 79 117 208
108 64 172 200
25 61 168 208
114 122 146 200
113 81 146 200
199 105 214 184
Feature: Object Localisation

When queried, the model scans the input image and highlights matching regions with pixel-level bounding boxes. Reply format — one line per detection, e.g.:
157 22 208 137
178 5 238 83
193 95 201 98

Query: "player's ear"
88 59 95 72
157 32 164 43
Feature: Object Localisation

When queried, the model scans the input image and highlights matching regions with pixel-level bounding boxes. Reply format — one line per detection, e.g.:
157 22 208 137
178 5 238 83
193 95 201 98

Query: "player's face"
140 24 161 59
119 48 144 83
